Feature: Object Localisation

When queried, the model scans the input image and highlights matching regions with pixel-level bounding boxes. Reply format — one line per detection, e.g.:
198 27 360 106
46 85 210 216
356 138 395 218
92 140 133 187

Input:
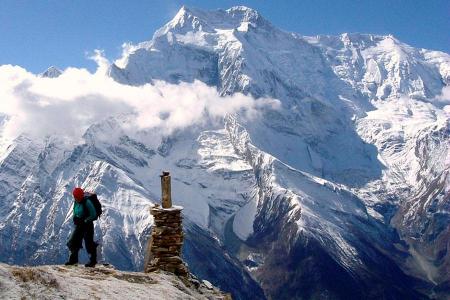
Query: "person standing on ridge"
65 187 98 267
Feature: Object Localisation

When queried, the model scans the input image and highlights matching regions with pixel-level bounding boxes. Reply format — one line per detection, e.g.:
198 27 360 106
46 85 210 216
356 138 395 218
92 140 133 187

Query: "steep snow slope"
1 5 449 300
109 6 450 298
305 33 450 100
0 115 265 299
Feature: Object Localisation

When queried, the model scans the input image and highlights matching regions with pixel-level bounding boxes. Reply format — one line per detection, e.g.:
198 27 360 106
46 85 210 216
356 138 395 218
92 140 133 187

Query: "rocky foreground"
0 263 230 300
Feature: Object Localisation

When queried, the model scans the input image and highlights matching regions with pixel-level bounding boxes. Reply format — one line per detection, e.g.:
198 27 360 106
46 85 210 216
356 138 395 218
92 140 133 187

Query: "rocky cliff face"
0 5 449 300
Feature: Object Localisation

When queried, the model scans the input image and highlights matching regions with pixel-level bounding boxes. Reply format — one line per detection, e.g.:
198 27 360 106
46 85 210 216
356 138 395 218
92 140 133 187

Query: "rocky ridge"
0 263 229 299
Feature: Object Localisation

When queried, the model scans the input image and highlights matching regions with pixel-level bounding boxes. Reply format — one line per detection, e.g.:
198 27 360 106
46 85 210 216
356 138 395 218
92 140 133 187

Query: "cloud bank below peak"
0 64 280 143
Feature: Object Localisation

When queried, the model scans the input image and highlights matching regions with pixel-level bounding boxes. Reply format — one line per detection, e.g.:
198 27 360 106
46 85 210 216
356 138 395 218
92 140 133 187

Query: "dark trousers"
67 221 96 254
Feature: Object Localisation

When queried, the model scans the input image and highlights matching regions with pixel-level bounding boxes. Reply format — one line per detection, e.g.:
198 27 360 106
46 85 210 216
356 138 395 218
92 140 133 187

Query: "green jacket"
73 197 97 223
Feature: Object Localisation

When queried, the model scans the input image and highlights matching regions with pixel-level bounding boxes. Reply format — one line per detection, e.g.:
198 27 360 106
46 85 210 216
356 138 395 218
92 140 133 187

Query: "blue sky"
1 0 448 73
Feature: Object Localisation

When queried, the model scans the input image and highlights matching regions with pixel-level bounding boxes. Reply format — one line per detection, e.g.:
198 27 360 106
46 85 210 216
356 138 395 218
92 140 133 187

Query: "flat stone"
203 280 214 290
159 240 183 244
155 253 179 258
153 227 182 235
160 219 182 223
154 219 181 223
155 236 183 241
159 223 181 228
162 267 177 273
151 206 183 214
159 256 182 263
152 247 170 252
145 267 158 273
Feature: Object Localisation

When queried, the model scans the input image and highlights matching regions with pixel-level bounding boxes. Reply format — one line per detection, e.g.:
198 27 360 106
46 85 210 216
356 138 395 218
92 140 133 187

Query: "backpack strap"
80 196 94 220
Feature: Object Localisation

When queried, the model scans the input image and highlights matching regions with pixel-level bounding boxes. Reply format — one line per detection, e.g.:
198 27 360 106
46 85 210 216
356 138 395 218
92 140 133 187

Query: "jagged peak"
311 32 411 54
225 5 261 20
338 33 410 48
339 33 384 45
172 5 200 24
39 66 62 78
159 6 214 34
176 5 207 17
159 5 272 35
227 5 256 12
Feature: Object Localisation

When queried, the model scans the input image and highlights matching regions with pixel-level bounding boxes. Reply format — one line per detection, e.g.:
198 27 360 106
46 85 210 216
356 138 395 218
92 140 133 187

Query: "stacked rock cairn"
145 171 189 276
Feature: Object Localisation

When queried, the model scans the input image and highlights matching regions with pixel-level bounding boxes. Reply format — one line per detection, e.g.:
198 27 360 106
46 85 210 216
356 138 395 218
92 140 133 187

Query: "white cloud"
88 49 110 75
114 43 140 68
434 85 450 104
434 86 450 117
0 64 280 143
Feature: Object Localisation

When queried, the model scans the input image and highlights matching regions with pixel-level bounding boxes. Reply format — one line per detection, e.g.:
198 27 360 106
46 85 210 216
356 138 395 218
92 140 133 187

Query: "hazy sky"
1 0 448 73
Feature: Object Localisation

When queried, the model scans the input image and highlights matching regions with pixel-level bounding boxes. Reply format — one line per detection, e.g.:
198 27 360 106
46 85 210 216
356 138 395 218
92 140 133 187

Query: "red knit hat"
72 187 84 201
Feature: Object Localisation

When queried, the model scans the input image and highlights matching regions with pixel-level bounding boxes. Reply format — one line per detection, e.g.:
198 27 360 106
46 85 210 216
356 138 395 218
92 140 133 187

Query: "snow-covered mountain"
39 66 62 78
0 6 449 300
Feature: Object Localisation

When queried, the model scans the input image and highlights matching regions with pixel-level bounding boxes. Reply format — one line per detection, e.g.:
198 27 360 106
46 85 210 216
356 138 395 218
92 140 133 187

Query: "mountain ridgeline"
0 6 449 300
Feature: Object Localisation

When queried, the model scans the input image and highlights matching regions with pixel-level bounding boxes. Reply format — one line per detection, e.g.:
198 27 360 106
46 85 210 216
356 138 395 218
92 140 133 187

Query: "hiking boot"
85 251 97 268
64 251 78 265
84 261 96 268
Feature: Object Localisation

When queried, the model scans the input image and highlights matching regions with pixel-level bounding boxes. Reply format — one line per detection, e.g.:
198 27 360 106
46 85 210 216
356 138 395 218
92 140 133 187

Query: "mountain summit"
39 66 62 78
163 6 270 33
1 6 449 300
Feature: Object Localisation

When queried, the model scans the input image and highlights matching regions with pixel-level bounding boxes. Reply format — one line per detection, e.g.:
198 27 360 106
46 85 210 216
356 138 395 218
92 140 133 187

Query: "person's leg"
65 224 84 265
83 222 97 267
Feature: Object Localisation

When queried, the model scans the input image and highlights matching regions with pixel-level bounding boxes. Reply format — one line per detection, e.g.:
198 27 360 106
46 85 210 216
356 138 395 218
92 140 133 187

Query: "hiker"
65 187 98 267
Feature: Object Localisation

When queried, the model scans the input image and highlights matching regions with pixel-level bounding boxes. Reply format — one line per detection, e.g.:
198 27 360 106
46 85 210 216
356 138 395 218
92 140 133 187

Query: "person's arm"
72 202 83 225
84 199 97 222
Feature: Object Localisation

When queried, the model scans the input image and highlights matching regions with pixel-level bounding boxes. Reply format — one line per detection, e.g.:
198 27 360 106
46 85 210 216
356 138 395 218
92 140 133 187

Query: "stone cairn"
145 171 189 276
